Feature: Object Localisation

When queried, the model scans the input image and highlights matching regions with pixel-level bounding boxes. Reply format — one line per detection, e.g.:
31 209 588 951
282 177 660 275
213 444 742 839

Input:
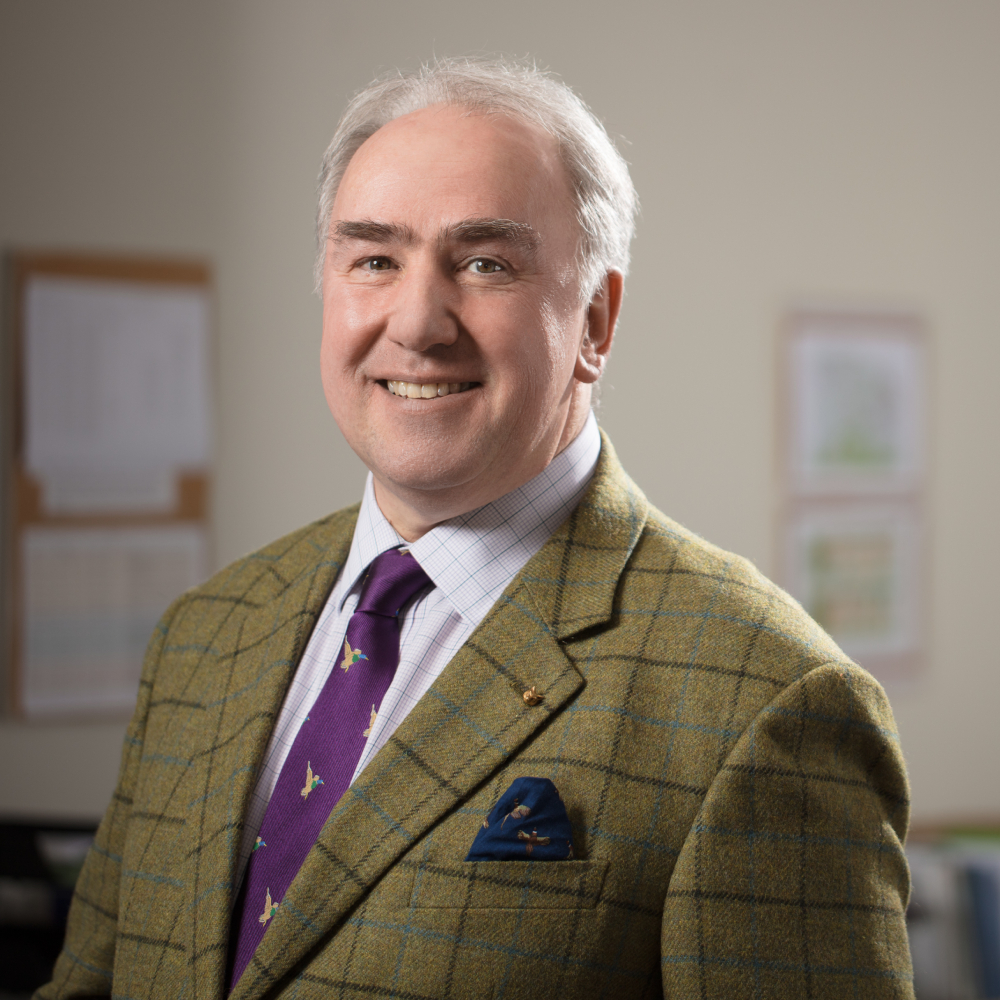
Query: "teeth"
386 380 472 398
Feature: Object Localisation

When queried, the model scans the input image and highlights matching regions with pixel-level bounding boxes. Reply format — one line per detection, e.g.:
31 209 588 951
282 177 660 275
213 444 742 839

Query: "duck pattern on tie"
227 547 432 991
258 889 278 926
341 639 367 672
300 762 323 800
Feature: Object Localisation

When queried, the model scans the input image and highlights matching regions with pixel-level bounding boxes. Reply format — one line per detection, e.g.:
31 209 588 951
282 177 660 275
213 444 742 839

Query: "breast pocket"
409 859 608 910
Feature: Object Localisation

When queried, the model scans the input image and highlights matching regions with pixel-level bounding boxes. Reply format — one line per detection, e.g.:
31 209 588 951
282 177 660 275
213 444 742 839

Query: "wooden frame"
2 252 212 718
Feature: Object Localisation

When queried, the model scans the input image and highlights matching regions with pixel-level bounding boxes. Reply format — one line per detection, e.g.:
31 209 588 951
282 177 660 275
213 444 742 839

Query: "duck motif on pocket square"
466 776 574 861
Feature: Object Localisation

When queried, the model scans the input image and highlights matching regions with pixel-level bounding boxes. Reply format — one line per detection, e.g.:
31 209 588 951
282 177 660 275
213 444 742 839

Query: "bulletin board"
3 253 213 719
777 309 927 683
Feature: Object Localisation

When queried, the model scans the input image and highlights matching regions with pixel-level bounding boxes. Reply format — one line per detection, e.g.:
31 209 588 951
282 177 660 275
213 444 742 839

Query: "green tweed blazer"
39 434 914 1000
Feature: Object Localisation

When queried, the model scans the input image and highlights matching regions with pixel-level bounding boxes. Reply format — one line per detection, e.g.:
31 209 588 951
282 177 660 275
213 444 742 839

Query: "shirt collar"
336 410 602 623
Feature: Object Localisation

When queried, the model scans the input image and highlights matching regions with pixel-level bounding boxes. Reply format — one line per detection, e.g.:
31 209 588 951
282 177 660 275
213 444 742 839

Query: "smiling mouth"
384 380 476 399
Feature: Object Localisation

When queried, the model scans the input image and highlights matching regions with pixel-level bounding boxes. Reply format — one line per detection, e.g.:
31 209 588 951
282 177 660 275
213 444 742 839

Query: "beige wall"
1 0 997 822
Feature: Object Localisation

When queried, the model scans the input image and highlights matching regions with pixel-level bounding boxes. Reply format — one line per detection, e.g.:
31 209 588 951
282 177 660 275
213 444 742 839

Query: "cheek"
321 288 380 374
319 312 346 392
319 331 338 391
319 307 368 425
319 332 347 426
525 298 586 388
468 296 567 369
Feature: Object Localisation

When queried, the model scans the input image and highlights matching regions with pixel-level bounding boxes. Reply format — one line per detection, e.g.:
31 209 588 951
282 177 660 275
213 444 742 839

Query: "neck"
373 389 592 542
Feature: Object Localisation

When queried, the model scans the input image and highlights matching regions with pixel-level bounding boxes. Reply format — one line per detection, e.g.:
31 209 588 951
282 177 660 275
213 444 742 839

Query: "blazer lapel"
233 433 649 999
183 508 358 1000
519 431 650 641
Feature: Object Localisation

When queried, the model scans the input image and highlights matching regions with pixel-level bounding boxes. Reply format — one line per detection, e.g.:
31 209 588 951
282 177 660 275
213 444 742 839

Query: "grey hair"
314 57 638 300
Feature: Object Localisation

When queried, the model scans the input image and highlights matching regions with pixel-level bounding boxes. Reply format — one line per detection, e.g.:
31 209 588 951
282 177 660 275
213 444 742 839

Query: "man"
39 59 914 999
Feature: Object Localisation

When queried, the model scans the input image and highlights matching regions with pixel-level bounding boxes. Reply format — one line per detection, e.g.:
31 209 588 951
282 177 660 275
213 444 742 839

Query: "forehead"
332 105 576 232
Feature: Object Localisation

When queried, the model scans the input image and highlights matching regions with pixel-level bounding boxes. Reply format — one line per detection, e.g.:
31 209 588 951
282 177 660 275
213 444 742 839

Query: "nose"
386 257 460 352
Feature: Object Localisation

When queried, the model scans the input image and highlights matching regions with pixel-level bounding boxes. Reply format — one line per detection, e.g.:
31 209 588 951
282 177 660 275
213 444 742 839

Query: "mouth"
382 380 477 399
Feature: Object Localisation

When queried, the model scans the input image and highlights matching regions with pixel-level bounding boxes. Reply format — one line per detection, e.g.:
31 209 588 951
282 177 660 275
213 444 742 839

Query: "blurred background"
1 1 998 995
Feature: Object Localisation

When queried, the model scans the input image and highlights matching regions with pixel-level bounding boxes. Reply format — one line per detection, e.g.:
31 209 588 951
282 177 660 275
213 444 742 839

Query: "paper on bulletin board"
20 525 208 717
23 275 212 512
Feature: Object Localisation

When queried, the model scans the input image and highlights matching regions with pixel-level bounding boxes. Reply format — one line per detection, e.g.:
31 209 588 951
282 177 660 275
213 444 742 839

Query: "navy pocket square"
466 776 574 861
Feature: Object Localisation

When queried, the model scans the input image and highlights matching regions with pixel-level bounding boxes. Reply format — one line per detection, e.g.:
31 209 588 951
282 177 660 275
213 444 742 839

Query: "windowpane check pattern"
40 427 913 1000
233 411 602 885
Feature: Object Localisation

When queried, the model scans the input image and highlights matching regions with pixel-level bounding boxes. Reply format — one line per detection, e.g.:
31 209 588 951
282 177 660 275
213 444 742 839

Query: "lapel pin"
522 686 543 706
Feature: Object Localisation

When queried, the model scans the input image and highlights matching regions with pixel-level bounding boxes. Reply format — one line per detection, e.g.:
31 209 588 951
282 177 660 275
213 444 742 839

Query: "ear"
574 270 624 384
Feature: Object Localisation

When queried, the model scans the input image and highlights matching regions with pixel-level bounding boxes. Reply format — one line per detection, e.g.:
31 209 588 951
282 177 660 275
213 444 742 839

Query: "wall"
0 0 997 822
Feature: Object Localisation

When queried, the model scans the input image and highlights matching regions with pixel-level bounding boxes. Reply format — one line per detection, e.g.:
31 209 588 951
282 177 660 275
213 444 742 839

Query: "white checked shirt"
234 411 602 887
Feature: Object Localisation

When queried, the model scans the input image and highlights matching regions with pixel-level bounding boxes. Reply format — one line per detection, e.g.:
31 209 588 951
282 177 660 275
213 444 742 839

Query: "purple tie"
227 547 431 990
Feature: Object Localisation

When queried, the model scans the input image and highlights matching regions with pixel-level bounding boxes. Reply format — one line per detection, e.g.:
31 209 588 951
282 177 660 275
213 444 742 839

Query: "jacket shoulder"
134 502 359 710
630 502 850 686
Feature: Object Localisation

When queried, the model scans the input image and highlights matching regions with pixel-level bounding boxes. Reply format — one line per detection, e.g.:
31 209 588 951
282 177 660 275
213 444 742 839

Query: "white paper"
790 316 923 495
40 467 176 513
21 526 208 717
24 275 211 512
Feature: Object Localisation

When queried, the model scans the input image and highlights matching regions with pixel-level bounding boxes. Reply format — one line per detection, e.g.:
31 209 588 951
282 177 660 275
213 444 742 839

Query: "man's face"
321 104 599 520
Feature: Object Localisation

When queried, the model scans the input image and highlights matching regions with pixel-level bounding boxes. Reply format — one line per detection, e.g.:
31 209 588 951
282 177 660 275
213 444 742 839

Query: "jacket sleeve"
660 661 914 999
34 596 185 1000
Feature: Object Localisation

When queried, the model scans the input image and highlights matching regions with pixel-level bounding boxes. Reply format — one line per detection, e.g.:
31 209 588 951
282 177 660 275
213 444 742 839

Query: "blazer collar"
228 432 649 1000
519 430 649 639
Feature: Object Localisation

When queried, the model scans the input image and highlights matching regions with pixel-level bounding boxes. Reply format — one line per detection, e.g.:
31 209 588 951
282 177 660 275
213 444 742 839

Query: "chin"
375 454 490 498
363 430 501 499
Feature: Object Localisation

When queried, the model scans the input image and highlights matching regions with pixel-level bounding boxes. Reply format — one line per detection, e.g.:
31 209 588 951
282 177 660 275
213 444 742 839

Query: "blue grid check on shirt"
234 411 602 886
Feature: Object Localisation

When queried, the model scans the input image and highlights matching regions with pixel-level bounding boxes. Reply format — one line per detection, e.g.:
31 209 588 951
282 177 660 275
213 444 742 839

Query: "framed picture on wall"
785 311 925 496
778 309 927 683
783 500 923 681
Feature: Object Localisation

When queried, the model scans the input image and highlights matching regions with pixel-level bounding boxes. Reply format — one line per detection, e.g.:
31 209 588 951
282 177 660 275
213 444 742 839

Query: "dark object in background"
968 865 1000 999
907 832 1000 999
0 820 97 996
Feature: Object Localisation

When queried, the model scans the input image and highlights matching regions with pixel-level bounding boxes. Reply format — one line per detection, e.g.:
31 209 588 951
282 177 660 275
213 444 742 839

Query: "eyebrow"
443 218 541 257
330 217 540 257
331 220 416 245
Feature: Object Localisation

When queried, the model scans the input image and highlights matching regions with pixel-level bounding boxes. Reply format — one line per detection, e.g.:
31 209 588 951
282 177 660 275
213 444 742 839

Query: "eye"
364 257 393 271
467 258 504 274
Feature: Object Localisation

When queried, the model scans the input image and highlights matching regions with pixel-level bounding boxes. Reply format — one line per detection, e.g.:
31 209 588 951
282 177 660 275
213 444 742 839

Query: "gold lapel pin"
522 686 543 706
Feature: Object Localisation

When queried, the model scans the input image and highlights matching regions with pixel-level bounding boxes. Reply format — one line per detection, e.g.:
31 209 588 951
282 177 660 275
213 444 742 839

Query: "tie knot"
355 548 432 618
